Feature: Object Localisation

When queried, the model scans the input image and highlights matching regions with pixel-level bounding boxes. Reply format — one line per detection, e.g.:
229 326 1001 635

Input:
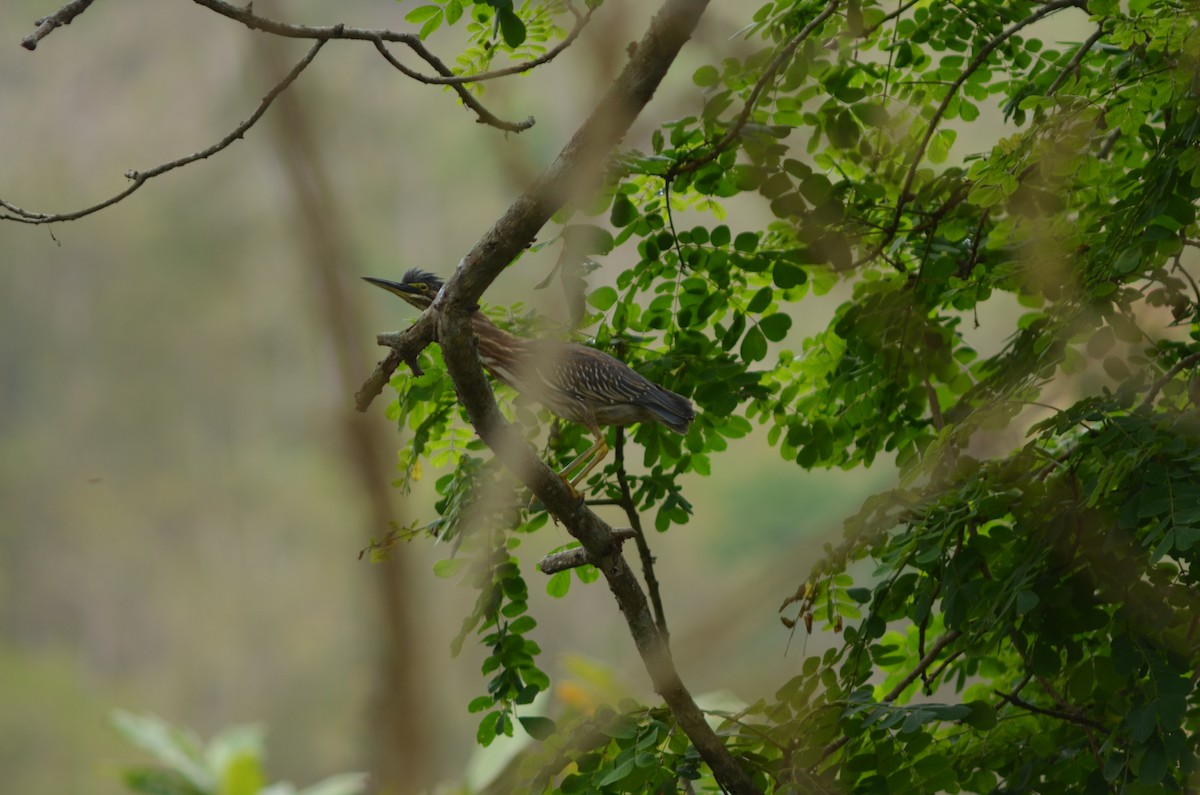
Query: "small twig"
958 208 991 280
616 427 670 640
21 0 96 51
537 529 638 574
923 370 945 431
994 688 1110 734
1 38 327 224
865 0 1084 264
922 648 963 693
859 0 921 39
1096 128 1121 160
1044 26 1105 97
818 629 962 764
1172 248 1200 307
882 629 962 703
371 40 533 132
354 313 439 412
1138 351 1200 412
666 0 841 179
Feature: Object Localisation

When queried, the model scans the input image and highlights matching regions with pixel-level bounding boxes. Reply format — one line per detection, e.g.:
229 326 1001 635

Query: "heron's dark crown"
401 268 443 292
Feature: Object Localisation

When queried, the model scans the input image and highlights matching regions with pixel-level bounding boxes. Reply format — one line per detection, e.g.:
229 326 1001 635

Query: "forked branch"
9 0 591 222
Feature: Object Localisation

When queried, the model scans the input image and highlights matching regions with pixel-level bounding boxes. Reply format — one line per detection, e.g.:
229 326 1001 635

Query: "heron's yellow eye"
413 283 428 291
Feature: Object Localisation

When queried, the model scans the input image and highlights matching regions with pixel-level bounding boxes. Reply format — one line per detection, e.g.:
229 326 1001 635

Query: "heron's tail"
642 386 695 434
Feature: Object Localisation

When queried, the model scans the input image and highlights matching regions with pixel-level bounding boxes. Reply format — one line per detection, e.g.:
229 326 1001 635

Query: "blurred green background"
0 2 938 792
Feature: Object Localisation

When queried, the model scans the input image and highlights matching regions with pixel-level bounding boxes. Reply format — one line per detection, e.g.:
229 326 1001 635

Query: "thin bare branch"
371 40 533 132
21 0 97 51
191 0 589 85
819 629 963 764
1045 26 1105 97
193 0 542 131
995 687 1111 734
860 0 920 39
667 0 841 179
616 427 670 639
1138 351 1200 412
0 38 327 225
353 314 438 412
863 0 1086 265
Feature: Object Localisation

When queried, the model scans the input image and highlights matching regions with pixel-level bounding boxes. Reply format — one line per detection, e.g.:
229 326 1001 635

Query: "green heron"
365 269 695 490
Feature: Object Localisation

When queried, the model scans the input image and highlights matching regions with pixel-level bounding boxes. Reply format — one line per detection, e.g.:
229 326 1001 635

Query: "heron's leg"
559 426 609 490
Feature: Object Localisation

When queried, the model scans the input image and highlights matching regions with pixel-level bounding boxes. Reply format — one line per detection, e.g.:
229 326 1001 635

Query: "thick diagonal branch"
426 2 759 792
439 309 758 795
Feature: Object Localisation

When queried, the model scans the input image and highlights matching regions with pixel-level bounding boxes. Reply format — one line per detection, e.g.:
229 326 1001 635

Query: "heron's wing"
539 344 655 404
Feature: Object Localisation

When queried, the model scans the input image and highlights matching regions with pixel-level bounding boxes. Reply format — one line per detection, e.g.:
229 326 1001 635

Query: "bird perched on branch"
364 269 695 492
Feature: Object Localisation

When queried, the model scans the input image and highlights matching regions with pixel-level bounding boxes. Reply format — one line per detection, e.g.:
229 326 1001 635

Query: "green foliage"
109 712 365 795
389 0 1200 790
403 0 577 82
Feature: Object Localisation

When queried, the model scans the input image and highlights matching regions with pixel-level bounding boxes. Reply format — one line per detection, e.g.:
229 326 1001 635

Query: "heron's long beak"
362 276 417 298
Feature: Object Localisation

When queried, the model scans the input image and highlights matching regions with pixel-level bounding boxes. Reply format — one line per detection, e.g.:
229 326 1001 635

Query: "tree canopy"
369 0 1200 791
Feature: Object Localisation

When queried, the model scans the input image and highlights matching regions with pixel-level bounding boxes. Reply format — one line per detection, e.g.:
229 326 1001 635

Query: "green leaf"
746 286 773 313
467 695 494 713
518 716 558 740
597 757 636 787
604 713 642 739
693 65 720 87
507 615 537 634
741 326 768 362
109 712 213 792
564 224 614 255
433 558 464 578
496 7 526 47
773 261 807 289
963 700 997 730
219 751 264 795
846 587 871 604
928 129 956 164
759 314 792 342
587 286 618 310
610 194 637 227
405 5 441 24
296 773 369 795
476 711 500 747
546 570 571 597
734 231 759 252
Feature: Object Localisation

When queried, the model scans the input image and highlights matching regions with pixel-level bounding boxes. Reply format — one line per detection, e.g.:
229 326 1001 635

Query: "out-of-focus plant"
109 711 366 795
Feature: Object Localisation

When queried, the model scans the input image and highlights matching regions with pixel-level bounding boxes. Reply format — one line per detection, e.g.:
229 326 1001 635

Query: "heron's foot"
526 479 584 513
558 472 586 502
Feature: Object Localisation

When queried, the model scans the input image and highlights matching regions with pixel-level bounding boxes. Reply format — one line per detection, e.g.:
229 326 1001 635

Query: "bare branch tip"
21 0 98 52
